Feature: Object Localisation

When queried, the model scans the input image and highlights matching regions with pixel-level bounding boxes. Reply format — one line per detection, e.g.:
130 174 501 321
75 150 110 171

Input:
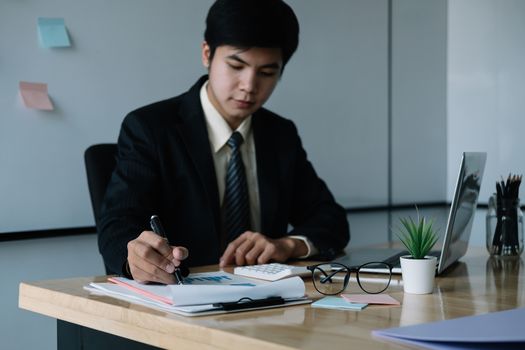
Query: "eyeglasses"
307 262 393 295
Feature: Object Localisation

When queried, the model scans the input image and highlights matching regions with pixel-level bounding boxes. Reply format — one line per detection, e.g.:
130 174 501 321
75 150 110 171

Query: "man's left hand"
219 231 308 267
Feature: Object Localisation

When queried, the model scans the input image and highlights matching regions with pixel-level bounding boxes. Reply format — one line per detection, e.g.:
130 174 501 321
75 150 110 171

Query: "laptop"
335 152 487 275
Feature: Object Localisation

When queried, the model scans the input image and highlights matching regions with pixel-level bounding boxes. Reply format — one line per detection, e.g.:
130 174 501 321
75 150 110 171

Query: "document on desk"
85 271 309 316
372 307 525 350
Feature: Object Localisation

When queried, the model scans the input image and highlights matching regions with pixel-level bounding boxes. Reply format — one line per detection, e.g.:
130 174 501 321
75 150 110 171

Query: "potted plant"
396 211 439 294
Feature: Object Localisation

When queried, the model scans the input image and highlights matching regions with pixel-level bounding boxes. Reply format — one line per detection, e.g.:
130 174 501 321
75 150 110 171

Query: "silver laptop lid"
437 152 486 274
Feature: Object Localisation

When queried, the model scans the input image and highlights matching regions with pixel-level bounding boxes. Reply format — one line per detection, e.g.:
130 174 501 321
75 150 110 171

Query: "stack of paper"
85 271 309 316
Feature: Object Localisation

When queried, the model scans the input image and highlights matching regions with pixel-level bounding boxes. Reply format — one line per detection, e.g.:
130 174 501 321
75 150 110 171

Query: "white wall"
392 0 448 205
0 0 213 232
447 0 525 203
4 0 521 231
0 0 392 233
280 0 389 208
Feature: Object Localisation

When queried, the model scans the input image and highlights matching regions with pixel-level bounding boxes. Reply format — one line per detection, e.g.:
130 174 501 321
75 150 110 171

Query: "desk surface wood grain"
19 248 525 350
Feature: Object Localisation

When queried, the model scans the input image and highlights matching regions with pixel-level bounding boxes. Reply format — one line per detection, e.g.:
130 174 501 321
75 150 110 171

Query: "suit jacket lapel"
253 111 279 234
175 77 221 236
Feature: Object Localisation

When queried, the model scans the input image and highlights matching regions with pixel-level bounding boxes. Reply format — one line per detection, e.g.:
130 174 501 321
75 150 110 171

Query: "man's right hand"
126 230 188 284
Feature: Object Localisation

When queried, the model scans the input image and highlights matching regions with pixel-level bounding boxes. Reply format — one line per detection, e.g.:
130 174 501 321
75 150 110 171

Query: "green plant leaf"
395 212 439 259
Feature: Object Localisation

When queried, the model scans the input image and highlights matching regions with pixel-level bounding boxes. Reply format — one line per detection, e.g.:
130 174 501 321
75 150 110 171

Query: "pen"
150 215 185 285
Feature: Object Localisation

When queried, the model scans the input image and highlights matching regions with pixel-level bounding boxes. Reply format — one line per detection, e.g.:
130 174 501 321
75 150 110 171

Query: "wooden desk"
19 248 524 350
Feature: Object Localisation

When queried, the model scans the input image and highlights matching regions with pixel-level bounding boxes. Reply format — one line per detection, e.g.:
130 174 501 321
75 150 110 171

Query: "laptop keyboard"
384 250 440 268
384 251 408 267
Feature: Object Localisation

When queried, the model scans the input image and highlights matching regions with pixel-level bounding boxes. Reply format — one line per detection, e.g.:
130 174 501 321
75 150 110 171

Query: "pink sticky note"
341 293 400 305
19 81 54 110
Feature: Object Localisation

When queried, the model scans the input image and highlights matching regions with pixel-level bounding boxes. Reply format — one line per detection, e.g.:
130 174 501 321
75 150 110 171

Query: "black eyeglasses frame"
306 261 394 295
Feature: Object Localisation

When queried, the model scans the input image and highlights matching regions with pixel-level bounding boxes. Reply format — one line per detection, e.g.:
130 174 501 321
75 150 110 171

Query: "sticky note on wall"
37 17 71 48
19 81 54 111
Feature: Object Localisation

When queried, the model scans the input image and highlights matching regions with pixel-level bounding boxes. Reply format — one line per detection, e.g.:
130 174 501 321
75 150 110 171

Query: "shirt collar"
200 81 252 153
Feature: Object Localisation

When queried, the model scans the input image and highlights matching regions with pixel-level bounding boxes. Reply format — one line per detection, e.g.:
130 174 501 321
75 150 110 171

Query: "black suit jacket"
99 76 349 274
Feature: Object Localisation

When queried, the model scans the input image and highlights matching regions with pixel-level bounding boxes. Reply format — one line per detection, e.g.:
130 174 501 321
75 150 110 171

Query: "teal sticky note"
37 18 71 48
311 296 367 311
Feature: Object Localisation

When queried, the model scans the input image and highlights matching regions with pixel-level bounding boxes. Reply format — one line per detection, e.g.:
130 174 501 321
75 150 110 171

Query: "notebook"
336 152 487 275
85 271 310 316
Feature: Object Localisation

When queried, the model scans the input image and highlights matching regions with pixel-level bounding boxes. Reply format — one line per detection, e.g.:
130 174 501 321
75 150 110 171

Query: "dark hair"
204 0 299 72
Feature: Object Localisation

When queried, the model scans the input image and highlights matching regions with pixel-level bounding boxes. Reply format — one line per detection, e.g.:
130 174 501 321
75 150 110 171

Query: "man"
99 0 349 284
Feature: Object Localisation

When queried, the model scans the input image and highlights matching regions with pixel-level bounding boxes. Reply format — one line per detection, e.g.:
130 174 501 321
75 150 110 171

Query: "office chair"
84 143 117 274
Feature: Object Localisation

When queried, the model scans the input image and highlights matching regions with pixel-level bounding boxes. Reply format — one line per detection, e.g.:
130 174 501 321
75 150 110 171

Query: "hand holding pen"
125 216 189 284
150 215 187 284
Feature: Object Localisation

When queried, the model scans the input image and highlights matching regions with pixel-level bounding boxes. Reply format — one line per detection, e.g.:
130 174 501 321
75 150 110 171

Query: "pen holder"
486 194 524 257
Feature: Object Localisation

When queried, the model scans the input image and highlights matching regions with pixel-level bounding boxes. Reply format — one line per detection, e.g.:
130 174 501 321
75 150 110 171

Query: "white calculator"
233 263 310 281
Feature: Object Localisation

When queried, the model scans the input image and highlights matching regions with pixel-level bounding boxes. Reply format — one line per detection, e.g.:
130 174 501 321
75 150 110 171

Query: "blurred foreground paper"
37 17 71 48
19 82 54 111
373 307 525 349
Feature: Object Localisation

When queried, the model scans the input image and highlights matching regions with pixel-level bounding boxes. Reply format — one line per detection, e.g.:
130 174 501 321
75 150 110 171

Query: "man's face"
202 43 282 129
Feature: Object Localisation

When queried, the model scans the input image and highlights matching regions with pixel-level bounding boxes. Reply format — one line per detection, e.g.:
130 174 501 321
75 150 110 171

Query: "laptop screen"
437 152 487 274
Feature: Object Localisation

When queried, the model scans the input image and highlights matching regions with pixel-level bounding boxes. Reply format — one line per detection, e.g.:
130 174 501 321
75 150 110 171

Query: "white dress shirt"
199 82 317 258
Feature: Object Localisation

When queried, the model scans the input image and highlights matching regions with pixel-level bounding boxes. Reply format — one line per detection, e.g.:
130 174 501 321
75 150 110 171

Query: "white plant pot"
400 255 437 294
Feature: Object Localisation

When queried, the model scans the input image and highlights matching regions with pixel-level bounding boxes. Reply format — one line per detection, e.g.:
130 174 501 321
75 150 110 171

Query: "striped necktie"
222 131 250 244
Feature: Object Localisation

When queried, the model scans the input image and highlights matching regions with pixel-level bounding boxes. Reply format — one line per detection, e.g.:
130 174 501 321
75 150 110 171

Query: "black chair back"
84 143 117 227
84 144 117 275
